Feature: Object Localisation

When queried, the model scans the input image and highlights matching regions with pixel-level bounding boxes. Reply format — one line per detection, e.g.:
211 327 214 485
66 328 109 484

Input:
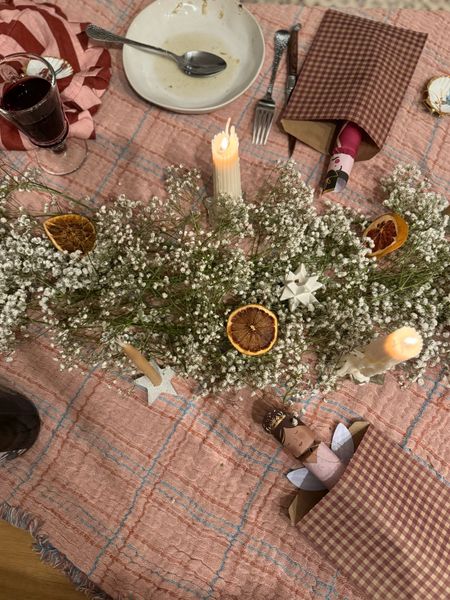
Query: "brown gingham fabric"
300 426 450 600
282 9 427 151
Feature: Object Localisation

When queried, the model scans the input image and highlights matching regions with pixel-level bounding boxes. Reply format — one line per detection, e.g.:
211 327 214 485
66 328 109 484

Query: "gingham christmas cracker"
300 426 450 600
282 9 427 160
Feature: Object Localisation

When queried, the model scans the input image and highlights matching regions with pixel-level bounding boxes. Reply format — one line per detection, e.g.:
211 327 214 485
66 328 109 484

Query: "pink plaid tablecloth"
1 3 449 600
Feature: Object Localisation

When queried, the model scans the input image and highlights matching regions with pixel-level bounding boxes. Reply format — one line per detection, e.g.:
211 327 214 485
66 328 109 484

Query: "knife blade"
286 23 300 101
286 23 301 157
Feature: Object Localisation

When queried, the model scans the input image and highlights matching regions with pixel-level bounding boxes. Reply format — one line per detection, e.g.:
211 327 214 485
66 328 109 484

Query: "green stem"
29 182 93 212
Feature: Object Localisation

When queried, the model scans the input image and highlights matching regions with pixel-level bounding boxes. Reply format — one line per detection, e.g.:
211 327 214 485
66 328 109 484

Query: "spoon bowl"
86 24 227 77
180 50 227 77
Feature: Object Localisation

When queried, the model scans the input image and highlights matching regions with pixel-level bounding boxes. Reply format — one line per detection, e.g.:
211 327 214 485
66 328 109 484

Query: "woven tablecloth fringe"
0 502 112 600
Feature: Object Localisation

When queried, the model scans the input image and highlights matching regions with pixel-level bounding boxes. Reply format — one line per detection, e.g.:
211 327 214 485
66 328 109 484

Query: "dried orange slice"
226 304 278 356
363 213 408 258
43 213 96 254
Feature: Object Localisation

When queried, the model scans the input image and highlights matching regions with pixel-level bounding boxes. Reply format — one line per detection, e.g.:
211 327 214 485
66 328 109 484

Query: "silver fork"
252 29 290 145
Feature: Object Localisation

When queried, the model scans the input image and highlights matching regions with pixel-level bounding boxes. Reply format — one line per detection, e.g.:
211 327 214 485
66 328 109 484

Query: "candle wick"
225 117 231 137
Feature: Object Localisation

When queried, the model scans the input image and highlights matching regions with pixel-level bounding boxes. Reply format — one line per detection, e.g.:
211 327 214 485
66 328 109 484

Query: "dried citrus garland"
43 213 96 254
363 213 409 258
227 304 278 356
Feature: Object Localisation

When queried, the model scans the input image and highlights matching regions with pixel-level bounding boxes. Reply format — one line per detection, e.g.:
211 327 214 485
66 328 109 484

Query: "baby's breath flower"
0 162 448 397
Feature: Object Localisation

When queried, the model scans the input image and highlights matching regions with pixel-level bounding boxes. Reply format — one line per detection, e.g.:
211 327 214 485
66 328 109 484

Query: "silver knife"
286 23 301 157
285 23 301 103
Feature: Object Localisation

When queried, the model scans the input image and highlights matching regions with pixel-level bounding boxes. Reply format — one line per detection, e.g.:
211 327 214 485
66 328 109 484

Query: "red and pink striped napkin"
0 1 111 150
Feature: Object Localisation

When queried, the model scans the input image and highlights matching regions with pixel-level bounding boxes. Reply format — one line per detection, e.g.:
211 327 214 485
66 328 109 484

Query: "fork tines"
252 28 290 145
252 96 276 145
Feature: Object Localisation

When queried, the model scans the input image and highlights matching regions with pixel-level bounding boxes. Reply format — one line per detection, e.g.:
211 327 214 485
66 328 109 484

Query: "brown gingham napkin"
300 426 450 600
281 10 427 161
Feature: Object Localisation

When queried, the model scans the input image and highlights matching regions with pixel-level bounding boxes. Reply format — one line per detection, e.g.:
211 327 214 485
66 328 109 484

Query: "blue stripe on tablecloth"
19 390 283 476
91 125 450 207
204 445 282 599
419 118 442 171
37 491 113 539
28 466 340 597
122 542 209 599
401 368 447 448
87 0 128 18
87 397 195 576
93 105 153 201
323 571 339 600
6 366 98 503
245 542 336 599
141 482 341 596
423 45 450 71
306 155 327 184
403 448 450 486
320 399 363 419
197 417 282 467
113 0 133 26
320 407 353 424
299 391 320 410
107 0 141 28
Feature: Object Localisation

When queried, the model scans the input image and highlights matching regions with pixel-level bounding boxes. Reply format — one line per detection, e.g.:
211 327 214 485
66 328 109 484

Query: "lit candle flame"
219 117 232 152
384 327 423 361
220 136 229 152
211 117 241 200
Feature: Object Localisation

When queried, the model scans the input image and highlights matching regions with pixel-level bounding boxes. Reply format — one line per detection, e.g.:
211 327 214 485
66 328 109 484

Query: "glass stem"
52 141 67 155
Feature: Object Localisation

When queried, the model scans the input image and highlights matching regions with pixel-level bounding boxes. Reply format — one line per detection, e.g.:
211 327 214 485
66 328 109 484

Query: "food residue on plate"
171 2 183 15
148 31 240 103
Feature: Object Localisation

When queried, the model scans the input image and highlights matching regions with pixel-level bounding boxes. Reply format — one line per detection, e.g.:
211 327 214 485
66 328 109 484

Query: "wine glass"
0 52 87 175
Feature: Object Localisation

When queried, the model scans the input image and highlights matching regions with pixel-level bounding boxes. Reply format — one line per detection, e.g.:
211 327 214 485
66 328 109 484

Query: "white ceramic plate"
122 0 265 114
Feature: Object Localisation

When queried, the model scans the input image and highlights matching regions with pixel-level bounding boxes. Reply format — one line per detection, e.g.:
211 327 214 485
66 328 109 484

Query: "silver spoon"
86 24 227 77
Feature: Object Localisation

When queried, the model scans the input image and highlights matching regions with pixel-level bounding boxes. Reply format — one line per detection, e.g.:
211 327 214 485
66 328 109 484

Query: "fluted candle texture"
211 119 242 200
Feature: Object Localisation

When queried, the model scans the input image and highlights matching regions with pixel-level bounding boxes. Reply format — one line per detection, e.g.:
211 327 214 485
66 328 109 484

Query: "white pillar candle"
363 327 423 369
337 327 423 383
211 118 242 200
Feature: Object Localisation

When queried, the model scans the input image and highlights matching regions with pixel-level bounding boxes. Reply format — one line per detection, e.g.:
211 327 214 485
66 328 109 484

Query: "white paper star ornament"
134 361 177 406
280 264 324 312
279 280 298 302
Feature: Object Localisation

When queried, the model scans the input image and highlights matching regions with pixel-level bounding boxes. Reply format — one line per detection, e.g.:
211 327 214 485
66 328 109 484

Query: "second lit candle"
211 118 242 200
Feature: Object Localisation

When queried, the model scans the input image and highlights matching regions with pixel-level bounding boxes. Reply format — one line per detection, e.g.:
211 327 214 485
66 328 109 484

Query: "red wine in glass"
0 52 87 175
0 75 67 147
